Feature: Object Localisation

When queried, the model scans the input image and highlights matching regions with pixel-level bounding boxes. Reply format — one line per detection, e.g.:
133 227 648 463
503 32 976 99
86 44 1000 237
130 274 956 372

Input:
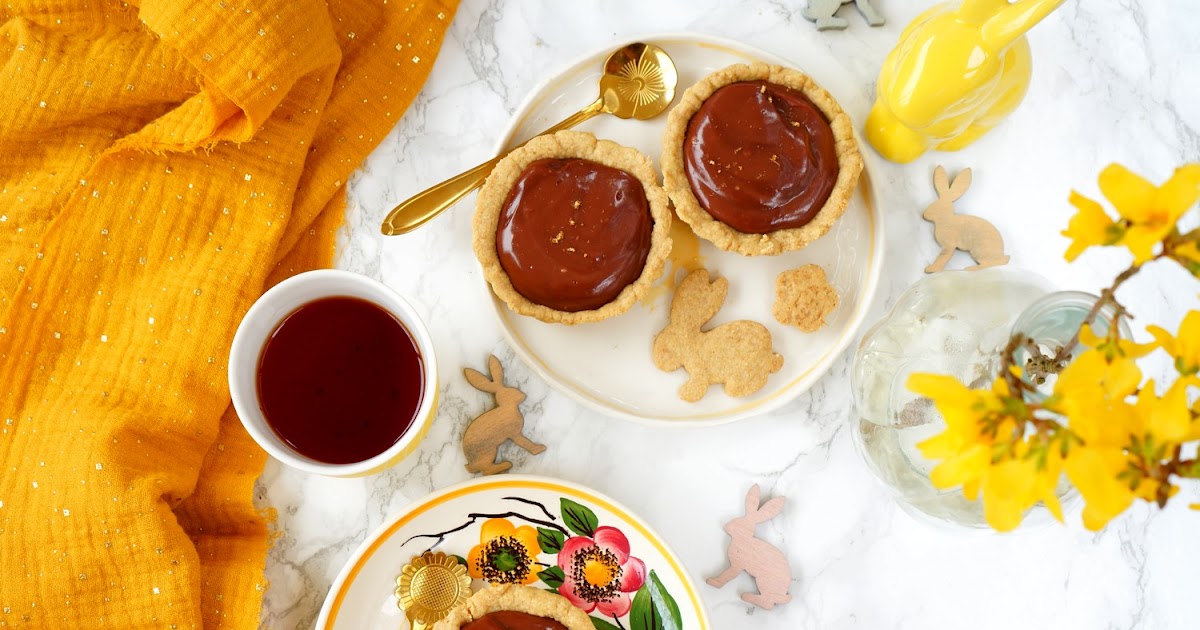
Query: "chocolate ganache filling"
496 158 653 312
683 80 839 234
461 611 568 630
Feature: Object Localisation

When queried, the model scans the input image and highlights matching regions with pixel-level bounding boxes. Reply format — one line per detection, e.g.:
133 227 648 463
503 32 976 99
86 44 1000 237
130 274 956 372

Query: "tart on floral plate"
315 475 710 630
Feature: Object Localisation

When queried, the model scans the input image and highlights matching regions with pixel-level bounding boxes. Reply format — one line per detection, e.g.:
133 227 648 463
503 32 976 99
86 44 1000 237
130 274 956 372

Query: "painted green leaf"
537 566 565 589
648 570 683 630
630 570 683 630
629 584 659 630
560 498 599 537
590 617 622 630
453 555 468 566
538 526 566 554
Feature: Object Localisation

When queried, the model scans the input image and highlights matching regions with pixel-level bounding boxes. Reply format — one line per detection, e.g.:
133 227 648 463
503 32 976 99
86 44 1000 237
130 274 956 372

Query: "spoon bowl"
380 42 678 236
599 42 678 120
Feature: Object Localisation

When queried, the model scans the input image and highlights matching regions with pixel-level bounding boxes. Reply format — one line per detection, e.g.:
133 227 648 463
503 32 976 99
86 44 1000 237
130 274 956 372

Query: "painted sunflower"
466 518 543 585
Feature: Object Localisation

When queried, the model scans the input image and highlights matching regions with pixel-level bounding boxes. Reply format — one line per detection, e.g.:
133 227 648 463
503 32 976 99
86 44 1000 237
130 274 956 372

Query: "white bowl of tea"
229 269 438 477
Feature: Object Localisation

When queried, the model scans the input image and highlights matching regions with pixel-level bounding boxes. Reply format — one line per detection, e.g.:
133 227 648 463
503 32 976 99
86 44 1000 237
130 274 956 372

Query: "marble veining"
258 1 1200 628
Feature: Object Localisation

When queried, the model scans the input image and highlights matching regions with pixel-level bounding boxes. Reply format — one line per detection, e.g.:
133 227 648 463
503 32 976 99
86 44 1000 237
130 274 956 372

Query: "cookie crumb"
551 231 563 244
773 264 838 332
572 200 581 209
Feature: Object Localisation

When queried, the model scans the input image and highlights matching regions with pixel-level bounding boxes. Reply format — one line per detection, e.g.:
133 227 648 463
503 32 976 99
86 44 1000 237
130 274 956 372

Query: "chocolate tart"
661 63 863 256
432 584 594 630
474 130 672 325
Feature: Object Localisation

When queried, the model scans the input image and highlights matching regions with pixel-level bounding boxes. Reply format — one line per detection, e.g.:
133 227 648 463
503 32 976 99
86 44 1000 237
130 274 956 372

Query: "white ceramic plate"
484 33 884 425
315 475 710 629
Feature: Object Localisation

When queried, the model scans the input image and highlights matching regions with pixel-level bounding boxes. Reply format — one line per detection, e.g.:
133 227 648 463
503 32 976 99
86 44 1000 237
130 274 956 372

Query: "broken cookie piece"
773 264 838 332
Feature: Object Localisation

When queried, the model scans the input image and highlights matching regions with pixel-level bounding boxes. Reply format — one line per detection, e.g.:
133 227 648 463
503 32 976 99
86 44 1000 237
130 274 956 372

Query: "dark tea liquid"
256 296 424 465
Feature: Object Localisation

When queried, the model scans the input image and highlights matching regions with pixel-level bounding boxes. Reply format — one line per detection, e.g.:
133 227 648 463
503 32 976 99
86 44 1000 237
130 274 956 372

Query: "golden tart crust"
473 130 672 325
661 63 863 256
432 584 594 630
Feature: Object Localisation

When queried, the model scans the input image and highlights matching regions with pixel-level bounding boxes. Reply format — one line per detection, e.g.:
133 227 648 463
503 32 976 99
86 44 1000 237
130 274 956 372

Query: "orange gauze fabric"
0 0 458 626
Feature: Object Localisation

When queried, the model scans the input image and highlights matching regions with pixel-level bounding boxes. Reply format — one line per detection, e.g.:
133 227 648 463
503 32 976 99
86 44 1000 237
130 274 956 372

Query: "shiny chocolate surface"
683 80 839 234
496 158 652 312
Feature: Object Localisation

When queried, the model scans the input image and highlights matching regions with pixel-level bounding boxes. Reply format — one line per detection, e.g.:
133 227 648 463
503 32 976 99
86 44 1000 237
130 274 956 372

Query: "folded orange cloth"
0 0 457 626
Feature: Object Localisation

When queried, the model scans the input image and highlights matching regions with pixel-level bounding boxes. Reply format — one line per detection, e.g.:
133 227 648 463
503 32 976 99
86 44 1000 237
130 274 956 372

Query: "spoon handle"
380 97 606 236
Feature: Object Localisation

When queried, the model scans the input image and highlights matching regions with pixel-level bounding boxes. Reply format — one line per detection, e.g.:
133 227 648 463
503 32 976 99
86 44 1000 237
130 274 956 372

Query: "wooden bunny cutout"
803 0 885 31
462 355 545 475
923 166 1009 273
652 269 783 402
708 485 792 610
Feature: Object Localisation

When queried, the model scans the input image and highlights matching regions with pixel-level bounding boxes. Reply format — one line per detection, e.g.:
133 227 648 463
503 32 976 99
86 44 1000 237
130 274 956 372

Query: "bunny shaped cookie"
462 355 545 475
923 166 1009 273
708 485 792 610
653 269 783 402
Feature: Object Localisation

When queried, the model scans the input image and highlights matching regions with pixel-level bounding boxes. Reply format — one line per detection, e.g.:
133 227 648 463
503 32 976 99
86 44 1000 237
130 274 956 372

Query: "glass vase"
851 268 1128 529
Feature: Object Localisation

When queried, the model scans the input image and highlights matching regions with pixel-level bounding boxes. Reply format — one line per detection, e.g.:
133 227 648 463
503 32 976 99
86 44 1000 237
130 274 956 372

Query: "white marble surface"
258 1 1200 628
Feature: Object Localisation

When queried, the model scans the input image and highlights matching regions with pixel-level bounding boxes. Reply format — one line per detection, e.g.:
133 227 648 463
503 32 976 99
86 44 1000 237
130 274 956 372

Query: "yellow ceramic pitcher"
865 0 1064 163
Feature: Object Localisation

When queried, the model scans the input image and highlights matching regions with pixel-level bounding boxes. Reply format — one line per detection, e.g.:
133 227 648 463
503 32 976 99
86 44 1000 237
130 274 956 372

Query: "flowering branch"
910 162 1200 532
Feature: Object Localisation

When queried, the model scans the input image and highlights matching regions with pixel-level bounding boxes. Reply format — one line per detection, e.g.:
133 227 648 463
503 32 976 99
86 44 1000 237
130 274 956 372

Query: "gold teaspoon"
380 42 678 236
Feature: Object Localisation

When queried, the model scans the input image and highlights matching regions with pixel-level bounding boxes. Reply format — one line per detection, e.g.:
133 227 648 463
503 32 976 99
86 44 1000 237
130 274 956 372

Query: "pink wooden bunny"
708 485 792 610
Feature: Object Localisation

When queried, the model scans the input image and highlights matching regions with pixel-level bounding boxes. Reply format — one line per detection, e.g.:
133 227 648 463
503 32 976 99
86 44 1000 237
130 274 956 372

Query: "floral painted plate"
482 33 884 425
315 476 710 629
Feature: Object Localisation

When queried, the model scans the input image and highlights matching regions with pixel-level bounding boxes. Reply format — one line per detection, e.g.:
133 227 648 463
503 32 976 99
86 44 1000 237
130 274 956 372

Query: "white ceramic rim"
227 269 438 476
314 473 712 628
480 32 887 427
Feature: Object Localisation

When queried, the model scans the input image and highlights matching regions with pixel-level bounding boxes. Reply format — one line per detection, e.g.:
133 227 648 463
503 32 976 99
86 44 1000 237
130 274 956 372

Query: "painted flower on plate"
466 518 542 585
556 525 646 617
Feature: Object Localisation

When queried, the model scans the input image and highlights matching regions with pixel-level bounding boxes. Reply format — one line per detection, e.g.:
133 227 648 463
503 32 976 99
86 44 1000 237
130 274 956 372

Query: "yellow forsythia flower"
1062 190 1121 262
908 374 1064 531
1147 310 1200 376
980 447 1065 531
1064 446 1136 530
908 374 1003 497
1135 379 1198 444
1079 324 1156 360
1051 350 1142 446
1096 163 1200 264
1058 359 1193 530
1173 240 1200 277
1053 350 1148 530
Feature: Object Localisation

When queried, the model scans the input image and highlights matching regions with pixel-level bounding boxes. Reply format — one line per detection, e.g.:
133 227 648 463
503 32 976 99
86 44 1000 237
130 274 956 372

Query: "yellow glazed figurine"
865 0 1065 163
